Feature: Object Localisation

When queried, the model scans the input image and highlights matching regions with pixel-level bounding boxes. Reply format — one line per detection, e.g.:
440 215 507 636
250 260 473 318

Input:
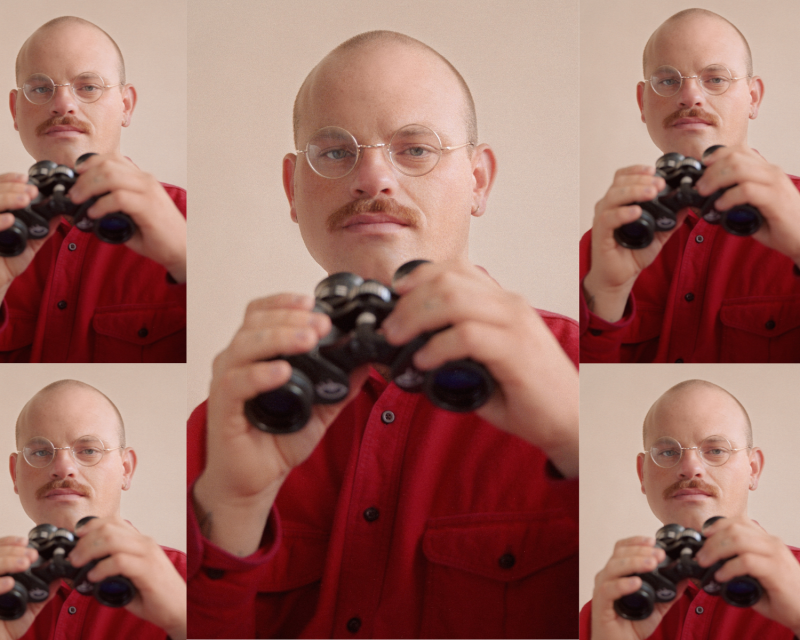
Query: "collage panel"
580 363 800 638
0 363 187 638
0 2 187 363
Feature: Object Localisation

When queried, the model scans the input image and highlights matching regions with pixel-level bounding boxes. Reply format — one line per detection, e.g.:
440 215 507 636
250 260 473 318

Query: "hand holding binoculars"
0 516 136 621
244 260 496 434
613 516 763 621
614 145 763 249
0 153 136 257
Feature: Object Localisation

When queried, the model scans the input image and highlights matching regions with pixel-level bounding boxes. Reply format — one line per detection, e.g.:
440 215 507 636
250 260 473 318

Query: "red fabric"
579 176 800 363
187 310 579 639
20 546 187 640
0 183 186 362
579 546 800 639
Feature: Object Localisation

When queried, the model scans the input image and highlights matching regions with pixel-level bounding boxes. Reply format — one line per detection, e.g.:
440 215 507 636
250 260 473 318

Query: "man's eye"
77 84 102 93
31 449 52 458
705 77 726 85
322 148 351 161
659 78 679 86
658 449 679 457
31 86 52 95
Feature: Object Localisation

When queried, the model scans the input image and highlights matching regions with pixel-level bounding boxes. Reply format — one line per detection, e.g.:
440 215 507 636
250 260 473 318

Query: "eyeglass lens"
23 73 107 105
650 65 735 97
305 125 443 178
22 435 107 468
650 435 734 468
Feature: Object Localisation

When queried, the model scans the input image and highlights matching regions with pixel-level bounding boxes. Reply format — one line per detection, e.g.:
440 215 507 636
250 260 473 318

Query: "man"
0 16 186 362
187 31 579 638
582 380 800 639
1 379 187 639
580 9 800 363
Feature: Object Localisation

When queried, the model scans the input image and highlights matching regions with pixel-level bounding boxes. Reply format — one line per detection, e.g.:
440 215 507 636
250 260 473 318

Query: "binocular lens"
96 214 134 244
425 360 493 412
614 587 654 621
0 589 26 621
723 206 761 237
0 227 26 257
95 577 135 607
614 216 655 250
723 576 762 607
244 372 314 434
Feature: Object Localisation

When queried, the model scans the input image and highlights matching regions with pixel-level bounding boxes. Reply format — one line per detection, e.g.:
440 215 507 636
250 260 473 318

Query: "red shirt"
579 546 800 639
0 183 186 362
579 176 800 363
187 310 579 639
20 547 187 640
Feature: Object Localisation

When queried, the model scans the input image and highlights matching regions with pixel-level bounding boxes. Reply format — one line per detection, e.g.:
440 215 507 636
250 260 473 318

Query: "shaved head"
16 379 126 449
643 379 752 447
292 30 477 147
643 9 753 77
16 16 126 85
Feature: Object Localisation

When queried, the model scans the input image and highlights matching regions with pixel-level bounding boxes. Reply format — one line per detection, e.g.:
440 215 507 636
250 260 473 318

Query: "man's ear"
748 447 764 490
636 82 646 123
283 153 299 223
748 76 764 119
9 453 19 495
9 90 18 131
121 85 137 127
121 448 136 491
636 452 647 495
470 143 497 217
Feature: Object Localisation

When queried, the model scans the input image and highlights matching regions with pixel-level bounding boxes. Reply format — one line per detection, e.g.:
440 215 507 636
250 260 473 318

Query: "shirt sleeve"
579 599 593 639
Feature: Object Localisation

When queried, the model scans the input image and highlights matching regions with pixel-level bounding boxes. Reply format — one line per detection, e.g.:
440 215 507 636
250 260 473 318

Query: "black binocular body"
1 153 136 257
614 145 763 249
0 516 136 621
244 260 496 434
613 517 763 620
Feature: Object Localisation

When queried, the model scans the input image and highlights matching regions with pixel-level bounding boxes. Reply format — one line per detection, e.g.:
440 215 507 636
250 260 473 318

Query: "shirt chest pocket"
419 511 578 639
720 297 800 362
92 304 185 362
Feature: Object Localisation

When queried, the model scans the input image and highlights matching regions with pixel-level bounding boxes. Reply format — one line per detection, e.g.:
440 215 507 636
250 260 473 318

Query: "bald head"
643 9 753 77
643 379 752 448
16 16 126 86
16 380 125 449
292 30 477 147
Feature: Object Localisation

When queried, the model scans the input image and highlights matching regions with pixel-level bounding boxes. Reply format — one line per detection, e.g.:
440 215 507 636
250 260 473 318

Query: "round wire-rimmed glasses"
647 435 752 468
18 435 123 468
17 72 123 105
296 124 475 179
648 64 752 97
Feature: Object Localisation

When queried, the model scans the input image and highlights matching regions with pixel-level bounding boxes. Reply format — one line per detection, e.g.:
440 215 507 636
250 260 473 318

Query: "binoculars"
614 145 763 249
0 516 136 620
0 153 136 257
244 260 496 434
613 517 763 620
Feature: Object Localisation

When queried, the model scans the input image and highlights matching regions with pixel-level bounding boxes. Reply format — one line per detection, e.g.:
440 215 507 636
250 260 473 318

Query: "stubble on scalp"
642 9 753 77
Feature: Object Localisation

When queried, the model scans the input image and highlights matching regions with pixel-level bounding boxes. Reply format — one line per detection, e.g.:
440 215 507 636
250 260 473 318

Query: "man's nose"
677 76 705 108
677 448 705 478
49 448 78 479
49 84 77 116
348 146 398 199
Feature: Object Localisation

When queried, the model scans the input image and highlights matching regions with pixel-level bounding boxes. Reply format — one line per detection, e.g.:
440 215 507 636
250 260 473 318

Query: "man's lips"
36 479 91 501
35 116 89 137
663 108 720 130
342 213 410 228
45 125 84 135
326 198 421 233
663 479 718 501
671 118 712 129
671 488 713 499
44 488 85 499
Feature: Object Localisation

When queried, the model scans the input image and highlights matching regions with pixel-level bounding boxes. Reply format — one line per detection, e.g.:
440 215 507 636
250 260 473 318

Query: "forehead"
646 15 748 75
18 385 119 445
298 42 466 141
645 386 748 446
18 23 120 81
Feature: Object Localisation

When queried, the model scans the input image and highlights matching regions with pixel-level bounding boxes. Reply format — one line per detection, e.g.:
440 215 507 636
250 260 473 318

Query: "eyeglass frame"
646 64 752 98
16 434 125 468
16 72 124 105
645 434 752 468
295 124 475 179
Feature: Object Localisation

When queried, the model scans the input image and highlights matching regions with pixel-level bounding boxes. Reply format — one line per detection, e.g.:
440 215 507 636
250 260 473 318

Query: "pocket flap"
720 298 800 338
422 511 577 582
92 305 185 346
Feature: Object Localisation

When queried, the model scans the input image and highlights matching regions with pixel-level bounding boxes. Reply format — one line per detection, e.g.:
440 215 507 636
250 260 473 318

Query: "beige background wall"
187 0 580 412
0 364 186 552
0 1 187 188
580 0 800 233
579 364 800 609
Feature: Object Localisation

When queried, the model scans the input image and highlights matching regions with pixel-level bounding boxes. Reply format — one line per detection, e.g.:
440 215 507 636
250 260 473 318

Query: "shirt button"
684 292 695 302
381 410 395 424
346 617 362 633
695 235 704 243
57 300 67 310
695 606 704 614
765 319 776 330
68 242 77 251
68 606 77 614
138 327 149 338
363 507 379 522
675 358 684 363
204 568 226 580
498 553 516 569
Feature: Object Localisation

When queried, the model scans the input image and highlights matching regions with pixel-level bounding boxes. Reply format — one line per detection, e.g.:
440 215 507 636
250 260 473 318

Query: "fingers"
0 537 38 575
0 177 38 213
